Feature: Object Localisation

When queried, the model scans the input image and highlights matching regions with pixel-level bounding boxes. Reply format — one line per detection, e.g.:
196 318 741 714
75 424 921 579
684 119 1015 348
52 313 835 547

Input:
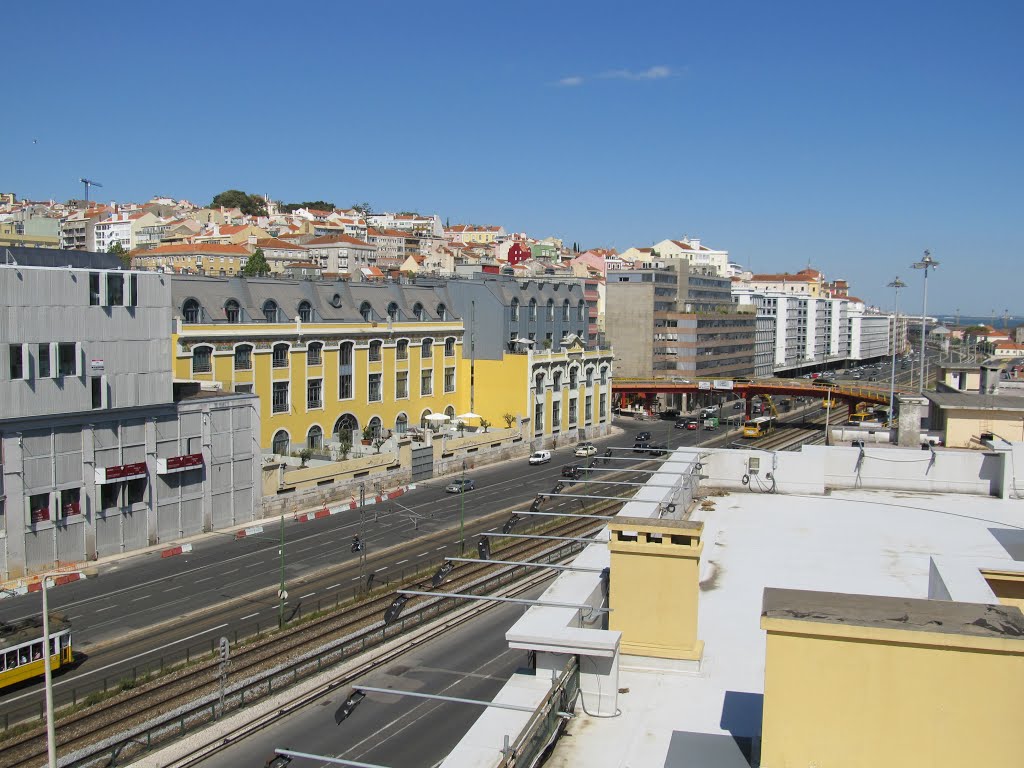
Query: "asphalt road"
197 581 550 768
0 360 929 719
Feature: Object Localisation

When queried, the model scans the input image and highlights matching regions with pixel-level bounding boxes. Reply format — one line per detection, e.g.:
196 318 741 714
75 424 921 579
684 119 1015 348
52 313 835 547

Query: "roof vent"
330 293 342 308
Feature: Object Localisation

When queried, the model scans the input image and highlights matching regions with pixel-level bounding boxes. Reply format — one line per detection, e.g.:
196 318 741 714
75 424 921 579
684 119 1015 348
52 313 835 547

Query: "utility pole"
887 278 906 425
277 515 287 628
460 459 468 555
41 576 57 768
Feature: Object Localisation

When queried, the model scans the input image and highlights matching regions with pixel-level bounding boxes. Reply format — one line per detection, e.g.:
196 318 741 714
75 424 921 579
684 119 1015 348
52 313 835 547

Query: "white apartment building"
93 213 134 253
366 212 444 237
735 287 890 376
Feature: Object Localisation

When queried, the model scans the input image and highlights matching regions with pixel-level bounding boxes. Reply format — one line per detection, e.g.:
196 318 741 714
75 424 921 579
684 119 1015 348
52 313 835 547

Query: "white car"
528 450 552 465
574 443 597 457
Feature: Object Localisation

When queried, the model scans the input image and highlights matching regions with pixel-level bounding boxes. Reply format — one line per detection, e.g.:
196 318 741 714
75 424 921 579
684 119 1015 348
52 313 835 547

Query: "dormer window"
225 299 240 323
360 301 373 322
298 300 313 322
436 303 448 321
182 299 200 324
263 300 280 323
413 302 425 321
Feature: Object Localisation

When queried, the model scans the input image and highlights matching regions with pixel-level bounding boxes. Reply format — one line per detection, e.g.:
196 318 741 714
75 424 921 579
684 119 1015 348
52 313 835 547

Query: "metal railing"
501 657 580 768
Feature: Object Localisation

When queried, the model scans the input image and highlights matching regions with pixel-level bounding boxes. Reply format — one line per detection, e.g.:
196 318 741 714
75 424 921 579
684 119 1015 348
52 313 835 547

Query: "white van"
528 450 552 465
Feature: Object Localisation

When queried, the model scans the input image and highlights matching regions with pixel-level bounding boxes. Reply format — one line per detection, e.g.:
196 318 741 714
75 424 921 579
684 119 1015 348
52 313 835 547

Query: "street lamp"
887 277 906 424
911 250 939 393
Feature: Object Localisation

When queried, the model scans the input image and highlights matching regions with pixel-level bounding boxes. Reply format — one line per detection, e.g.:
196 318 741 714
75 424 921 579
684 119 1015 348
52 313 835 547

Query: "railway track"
0 475 646 768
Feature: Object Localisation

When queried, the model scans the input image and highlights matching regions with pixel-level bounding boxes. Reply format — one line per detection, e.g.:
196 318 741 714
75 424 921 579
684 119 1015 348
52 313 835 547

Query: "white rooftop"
546 486 1024 767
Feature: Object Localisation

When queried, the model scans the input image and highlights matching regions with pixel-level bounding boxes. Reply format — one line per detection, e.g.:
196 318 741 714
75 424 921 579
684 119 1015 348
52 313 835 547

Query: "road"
0 359 931 722
197 581 550 768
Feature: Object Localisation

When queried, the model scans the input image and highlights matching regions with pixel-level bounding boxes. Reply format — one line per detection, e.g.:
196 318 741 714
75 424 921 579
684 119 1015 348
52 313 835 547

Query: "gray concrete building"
1 251 260 579
604 267 755 380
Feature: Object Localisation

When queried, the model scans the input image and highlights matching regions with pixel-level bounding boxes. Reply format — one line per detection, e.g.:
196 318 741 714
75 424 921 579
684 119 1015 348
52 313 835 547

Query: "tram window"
19 650 28 665
32 642 43 660
0 655 5 671
4 651 13 668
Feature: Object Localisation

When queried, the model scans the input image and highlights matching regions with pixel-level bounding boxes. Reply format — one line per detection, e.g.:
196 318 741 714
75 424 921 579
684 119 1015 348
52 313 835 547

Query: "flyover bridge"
613 377 898 418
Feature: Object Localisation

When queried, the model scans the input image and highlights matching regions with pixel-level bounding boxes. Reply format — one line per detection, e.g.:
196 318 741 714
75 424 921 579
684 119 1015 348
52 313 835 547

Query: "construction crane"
79 178 103 204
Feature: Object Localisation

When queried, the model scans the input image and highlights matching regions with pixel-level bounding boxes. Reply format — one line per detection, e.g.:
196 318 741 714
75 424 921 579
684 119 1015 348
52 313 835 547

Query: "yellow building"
170 275 469 452
0 221 60 248
132 243 252 276
445 224 505 244
761 587 1024 767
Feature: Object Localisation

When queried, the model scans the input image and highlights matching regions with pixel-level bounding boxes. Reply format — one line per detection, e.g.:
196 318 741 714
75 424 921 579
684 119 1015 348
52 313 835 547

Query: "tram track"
0 472 646 768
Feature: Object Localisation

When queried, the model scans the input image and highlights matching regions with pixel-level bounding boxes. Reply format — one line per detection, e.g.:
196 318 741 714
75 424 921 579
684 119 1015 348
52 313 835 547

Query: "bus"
743 416 776 438
0 615 73 691
848 411 876 426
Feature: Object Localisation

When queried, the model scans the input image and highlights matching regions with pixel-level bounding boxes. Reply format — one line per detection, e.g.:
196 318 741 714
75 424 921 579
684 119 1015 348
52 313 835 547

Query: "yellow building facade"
174 318 466 452
760 587 1024 767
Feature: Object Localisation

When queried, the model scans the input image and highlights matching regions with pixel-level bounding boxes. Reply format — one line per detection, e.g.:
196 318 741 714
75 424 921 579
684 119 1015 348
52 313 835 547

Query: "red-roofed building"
304 233 376 274
130 243 252 276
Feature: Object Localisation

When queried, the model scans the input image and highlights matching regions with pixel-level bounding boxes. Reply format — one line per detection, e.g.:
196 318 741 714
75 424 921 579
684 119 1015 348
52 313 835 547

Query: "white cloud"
602 65 673 81
556 75 585 87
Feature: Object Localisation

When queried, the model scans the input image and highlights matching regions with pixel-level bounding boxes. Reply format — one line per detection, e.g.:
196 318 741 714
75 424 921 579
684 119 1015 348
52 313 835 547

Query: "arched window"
420 410 433 429
333 413 358 439
272 343 289 368
528 298 537 321
546 299 555 321
298 300 313 322
436 303 448 321
387 302 399 321
307 425 323 450
562 299 571 321
360 301 373 322
263 300 280 323
421 338 433 359
534 372 545 392
272 430 289 455
552 370 563 389
367 416 383 439
569 366 578 389
444 405 456 419
182 299 200 324
224 299 240 323
413 302 425 321
600 365 609 384
395 413 408 435
396 339 409 360
585 367 594 386
510 298 519 322
444 337 456 357
234 344 253 371
192 345 213 373
307 342 323 366
369 339 382 362
578 300 587 322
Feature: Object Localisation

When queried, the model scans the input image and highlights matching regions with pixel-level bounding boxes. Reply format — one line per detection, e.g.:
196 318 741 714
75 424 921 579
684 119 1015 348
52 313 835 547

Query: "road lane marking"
374 567 388 573
326 583 341 590
299 592 316 599
131 594 151 602
223 569 238 575
240 612 260 620
95 605 116 612
351 577 362 582
163 585 183 591
435 546 446 551
417 552 429 557
195 577 214 583
396 559 408 565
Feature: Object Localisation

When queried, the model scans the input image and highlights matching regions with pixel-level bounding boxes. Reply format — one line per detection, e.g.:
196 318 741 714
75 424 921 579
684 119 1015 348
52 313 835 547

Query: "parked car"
733 402 743 410
659 410 680 420
635 431 652 441
528 450 552 465
674 419 689 429
562 464 582 479
574 442 598 457
445 478 476 493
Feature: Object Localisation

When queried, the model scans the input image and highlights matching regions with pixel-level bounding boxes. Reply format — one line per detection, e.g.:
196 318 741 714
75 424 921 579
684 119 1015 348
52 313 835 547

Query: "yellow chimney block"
608 516 704 661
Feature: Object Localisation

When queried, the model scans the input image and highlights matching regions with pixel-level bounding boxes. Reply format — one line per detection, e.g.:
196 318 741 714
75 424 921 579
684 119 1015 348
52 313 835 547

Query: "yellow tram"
0 615 73 690
742 415 776 438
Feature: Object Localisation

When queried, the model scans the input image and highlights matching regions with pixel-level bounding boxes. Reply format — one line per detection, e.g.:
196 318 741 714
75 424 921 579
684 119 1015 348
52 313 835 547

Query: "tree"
241 248 270 277
108 242 131 269
351 202 372 217
479 418 491 433
503 412 516 429
210 189 267 217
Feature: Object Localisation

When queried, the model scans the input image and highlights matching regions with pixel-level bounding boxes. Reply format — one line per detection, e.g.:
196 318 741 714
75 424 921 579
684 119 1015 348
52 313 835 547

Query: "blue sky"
3 1 1021 314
